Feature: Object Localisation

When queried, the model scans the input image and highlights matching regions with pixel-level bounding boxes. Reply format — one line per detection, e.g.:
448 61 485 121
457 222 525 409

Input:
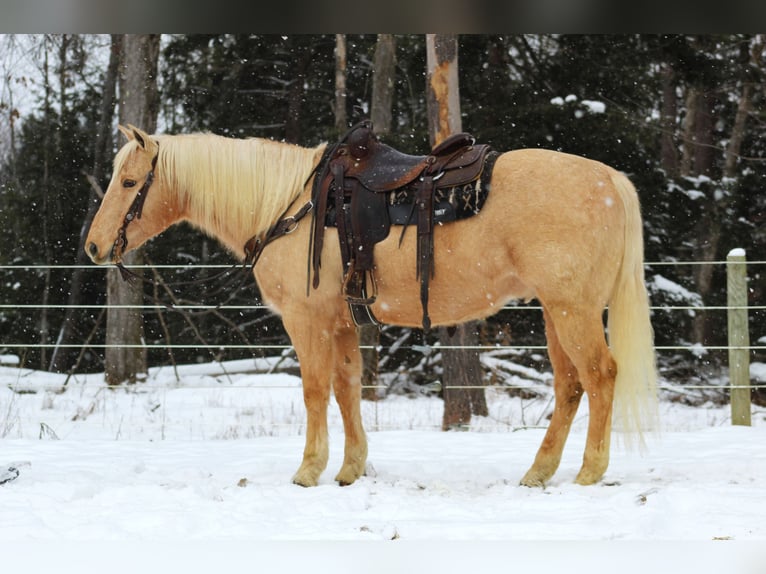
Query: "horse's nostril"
87 242 99 258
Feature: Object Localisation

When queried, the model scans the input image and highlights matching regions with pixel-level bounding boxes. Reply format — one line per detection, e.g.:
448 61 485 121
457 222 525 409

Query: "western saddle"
309 120 497 331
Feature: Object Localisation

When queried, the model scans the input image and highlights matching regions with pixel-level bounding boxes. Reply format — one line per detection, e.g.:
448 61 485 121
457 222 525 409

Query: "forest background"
0 34 764 406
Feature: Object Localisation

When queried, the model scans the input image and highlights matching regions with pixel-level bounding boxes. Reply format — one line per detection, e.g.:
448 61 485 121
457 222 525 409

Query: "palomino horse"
86 124 658 487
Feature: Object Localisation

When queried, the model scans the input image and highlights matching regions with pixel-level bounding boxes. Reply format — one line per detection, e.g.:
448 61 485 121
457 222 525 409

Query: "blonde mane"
121 132 325 247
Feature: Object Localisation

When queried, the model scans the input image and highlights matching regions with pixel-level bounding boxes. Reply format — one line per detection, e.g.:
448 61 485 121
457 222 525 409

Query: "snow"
0 353 19 366
2 359 766 572
753 362 766 382
549 95 606 115
728 247 746 258
581 99 606 113
648 273 704 307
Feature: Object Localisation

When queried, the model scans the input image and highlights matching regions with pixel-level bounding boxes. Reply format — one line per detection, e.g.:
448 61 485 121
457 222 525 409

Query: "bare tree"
660 61 679 177
358 34 398 400
371 34 395 137
104 34 160 385
285 37 313 144
678 36 756 346
724 38 757 178
0 34 23 172
425 34 487 430
334 34 347 134
50 34 121 373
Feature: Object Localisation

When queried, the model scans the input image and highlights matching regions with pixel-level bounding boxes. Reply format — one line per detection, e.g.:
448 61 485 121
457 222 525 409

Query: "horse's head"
85 124 183 264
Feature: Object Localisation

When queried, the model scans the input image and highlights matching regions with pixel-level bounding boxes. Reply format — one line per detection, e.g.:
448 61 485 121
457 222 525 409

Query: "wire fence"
1 258 765 396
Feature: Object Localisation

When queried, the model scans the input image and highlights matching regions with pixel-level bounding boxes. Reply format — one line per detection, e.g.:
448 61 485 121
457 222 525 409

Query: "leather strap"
244 199 314 268
113 151 158 260
416 174 435 332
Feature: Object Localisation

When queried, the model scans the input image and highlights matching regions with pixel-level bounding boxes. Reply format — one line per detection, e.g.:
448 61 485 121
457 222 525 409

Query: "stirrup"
343 267 378 306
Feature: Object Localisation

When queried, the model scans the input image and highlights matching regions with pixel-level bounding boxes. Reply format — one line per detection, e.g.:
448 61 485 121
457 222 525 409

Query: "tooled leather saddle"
309 120 498 331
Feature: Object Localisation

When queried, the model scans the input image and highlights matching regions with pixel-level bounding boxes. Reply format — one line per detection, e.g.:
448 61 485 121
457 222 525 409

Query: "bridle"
109 146 247 293
110 144 315 295
113 150 159 269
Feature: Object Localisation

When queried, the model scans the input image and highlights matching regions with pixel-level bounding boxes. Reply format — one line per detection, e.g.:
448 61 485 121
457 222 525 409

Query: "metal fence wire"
1 258 765 400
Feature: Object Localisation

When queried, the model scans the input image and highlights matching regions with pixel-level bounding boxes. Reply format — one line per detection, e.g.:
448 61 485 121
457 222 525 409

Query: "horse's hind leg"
520 306 584 487
330 323 368 486
539 305 617 485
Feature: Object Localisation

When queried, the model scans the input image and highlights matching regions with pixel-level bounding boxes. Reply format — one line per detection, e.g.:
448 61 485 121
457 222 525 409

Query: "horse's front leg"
283 314 332 487
331 322 368 485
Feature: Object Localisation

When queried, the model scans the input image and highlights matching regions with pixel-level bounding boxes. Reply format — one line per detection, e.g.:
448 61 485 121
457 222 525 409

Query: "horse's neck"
171 135 323 259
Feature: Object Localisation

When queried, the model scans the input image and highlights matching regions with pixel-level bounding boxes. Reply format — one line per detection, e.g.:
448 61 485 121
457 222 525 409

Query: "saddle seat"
341 123 480 192
310 120 497 330
341 126 428 191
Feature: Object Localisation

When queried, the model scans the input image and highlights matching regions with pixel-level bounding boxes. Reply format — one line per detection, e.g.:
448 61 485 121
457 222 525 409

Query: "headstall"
113 150 159 264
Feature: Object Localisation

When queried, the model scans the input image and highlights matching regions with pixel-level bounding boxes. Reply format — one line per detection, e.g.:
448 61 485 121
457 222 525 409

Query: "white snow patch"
728 247 746 258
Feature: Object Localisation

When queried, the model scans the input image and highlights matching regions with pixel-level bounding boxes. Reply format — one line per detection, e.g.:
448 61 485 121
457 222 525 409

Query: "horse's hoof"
292 469 320 487
574 459 607 485
519 469 549 488
334 467 364 486
574 470 603 485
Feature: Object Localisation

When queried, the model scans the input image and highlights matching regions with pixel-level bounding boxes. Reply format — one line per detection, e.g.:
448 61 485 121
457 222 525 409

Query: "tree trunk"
679 87 697 178
688 87 719 346
359 34 398 401
425 34 487 430
692 90 716 177
692 44 753 346
285 38 313 144
724 35 760 181
371 34 396 136
50 34 121 373
334 34 347 134
105 34 159 385
39 36 53 370
660 62 679 177
426 34 462 146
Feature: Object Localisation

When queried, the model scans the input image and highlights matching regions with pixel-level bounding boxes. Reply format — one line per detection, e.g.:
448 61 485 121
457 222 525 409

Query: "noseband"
113 150 159 263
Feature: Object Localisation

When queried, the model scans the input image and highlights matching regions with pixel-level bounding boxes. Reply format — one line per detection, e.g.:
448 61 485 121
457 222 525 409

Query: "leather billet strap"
243 199 314 269
416 174 436 332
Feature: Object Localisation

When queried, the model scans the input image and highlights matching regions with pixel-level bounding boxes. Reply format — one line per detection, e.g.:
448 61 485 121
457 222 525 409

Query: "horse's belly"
370 225 531 327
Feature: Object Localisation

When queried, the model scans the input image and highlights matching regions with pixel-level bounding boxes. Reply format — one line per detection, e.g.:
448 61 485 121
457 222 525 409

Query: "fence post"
727 248 751 426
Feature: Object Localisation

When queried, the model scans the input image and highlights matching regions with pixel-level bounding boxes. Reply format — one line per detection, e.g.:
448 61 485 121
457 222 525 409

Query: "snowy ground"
2 358 766 572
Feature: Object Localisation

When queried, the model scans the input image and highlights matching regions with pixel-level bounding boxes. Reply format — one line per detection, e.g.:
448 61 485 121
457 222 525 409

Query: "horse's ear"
118 124 134 142
125 124 158 155
126 124 148 148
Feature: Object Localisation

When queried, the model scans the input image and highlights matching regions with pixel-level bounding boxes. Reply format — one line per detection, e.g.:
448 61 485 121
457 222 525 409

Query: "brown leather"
338 125 487 193
415 175 436 331
340 147 428 193
431 132 475 155
310 119 494 330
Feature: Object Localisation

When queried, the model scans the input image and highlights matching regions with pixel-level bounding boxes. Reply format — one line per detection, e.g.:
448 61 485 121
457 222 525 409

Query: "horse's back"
491 148 629 226
367 148 633 327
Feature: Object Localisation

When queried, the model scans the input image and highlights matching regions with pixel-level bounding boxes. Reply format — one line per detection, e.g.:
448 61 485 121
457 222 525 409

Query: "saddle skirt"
309 120 499 330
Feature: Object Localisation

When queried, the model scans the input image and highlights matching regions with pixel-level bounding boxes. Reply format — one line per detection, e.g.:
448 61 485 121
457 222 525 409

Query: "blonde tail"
607 170 659 448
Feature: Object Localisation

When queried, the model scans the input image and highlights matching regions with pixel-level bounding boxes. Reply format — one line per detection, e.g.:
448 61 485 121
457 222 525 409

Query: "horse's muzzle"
86 241 115 265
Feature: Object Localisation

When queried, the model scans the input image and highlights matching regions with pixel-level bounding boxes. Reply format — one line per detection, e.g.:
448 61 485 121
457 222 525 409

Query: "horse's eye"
123 179 137 189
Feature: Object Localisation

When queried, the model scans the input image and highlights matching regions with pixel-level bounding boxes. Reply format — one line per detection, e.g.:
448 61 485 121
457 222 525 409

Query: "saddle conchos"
310 120 499 330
